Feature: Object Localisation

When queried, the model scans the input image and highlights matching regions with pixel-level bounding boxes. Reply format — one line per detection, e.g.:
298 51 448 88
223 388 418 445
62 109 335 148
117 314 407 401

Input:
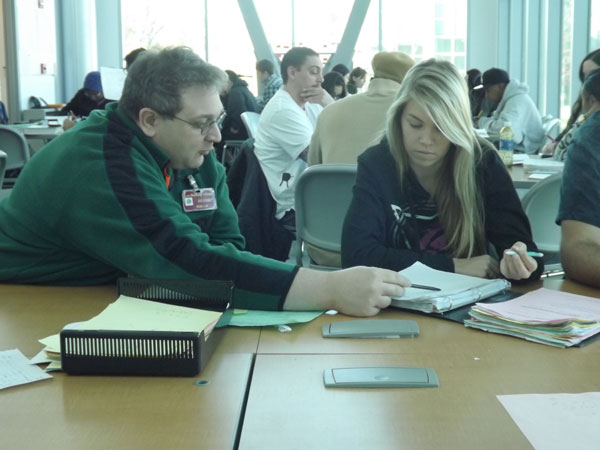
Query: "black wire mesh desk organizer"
60 278 234 376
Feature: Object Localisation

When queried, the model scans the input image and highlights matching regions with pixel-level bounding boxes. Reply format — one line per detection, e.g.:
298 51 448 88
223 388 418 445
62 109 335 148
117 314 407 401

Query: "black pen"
410 284 441 292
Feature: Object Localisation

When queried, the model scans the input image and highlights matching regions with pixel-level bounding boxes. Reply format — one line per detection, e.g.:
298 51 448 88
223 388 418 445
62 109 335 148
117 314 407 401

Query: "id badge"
181 188 217 212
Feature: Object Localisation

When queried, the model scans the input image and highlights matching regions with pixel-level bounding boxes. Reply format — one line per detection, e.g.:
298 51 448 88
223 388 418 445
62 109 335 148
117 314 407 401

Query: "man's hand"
325 267 411 316
540 141 557 156
300 86 334 107
283 267 411 317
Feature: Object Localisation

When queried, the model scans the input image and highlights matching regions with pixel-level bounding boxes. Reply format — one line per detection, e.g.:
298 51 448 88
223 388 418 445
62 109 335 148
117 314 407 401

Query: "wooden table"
3 279 599 449
239 350 599 449
256 278 599 356
239 278 600 449
0 284 259 450
509 164 537 189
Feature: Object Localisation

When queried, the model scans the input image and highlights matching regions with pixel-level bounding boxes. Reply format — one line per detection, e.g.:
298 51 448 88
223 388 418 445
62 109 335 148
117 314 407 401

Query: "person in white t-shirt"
254 47 334 227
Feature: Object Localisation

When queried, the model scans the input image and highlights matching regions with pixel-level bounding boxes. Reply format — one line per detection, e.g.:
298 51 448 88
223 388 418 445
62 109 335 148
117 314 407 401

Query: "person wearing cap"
306 51 415 267
60 71 112 118
308 51 415 165
477 67 545 153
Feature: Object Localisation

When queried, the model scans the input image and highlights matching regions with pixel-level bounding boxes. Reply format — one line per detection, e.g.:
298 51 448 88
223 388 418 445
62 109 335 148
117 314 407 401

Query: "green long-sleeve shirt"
0 103 298 310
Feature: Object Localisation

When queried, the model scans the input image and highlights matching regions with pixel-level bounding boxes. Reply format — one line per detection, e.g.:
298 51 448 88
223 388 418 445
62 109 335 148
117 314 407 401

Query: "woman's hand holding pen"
500 241 539 280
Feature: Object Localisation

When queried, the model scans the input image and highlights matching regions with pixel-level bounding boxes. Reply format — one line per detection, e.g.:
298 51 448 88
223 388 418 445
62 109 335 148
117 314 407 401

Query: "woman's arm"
480 147 544 280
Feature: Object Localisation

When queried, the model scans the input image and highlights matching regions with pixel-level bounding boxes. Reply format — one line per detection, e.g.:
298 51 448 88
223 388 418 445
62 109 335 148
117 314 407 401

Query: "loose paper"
498 392 600 450
0 349 52 390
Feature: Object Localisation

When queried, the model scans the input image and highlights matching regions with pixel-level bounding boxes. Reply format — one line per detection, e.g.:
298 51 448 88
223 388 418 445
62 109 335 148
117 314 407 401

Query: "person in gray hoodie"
477 68 545 153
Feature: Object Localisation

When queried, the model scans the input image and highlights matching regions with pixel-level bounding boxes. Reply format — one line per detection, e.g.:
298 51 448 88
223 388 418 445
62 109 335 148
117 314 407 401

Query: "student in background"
221 70 259 141
254 47 333 232
477 68 545 153
0 46 409 316
331 63 350 81
60 71 111 118
342 59 543 281
541 48 600 161
256 59 283 112
307 51 414 268
309 51 414 165
321 71 347 100
347 66 367 94
557 69 600 287
124 47 146 70
466 68 485 118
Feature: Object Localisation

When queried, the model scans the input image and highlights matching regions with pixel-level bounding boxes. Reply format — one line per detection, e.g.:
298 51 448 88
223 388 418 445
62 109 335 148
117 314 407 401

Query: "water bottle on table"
499 122 514 166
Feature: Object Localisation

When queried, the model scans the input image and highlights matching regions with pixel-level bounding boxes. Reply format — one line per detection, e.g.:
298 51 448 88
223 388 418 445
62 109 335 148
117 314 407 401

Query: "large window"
122 0 255 93
121 1 206 59
591 1 600 51
355 0 467 81
204 0 255 91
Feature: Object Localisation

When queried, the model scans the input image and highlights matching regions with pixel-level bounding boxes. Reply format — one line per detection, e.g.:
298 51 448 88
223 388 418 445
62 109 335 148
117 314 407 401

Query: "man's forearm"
562 240 600 288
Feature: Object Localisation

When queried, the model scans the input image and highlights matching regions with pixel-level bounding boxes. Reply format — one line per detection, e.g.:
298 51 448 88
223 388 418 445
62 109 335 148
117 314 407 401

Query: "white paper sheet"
0 349 52 390
474 288 600 324
528 173 551 180
395 262 506 301
498 392 600 450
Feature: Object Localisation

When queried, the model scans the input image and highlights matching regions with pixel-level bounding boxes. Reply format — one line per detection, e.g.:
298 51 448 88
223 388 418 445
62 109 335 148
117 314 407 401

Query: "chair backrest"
294 164 357 265
0 126 30 170
521 172 563 253
0 150 7 186
240 111 260 138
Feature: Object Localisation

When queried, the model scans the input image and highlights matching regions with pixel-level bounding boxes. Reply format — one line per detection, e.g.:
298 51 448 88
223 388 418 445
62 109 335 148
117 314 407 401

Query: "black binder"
60 278 234 376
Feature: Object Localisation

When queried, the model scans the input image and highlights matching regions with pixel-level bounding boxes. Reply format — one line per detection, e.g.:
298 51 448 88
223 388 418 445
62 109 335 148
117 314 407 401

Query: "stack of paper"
392 262 511 313
465 288 600 347
522 156 564 173
37 295 223 370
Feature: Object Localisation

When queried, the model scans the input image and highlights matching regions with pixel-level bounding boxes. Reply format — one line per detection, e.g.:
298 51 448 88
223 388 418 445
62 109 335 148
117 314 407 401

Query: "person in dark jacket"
342 58 543 282
322 71 347 100
221 70 259 142
0 46 410 316
60 71 111 118
466 68 485 118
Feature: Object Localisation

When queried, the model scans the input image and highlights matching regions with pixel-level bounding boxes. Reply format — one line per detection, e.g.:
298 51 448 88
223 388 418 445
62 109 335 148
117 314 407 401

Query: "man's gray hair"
120 46 227 120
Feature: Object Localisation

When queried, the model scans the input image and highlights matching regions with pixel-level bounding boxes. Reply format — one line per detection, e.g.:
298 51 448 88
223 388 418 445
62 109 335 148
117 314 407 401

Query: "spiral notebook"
391 262 511 313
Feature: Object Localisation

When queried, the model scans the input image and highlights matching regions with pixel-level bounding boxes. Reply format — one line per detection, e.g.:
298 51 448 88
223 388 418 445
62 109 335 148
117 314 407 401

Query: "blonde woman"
341 59 543 281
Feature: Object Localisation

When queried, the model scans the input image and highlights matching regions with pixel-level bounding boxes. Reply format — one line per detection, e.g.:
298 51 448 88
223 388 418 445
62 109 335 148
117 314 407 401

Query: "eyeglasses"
172 111 227 135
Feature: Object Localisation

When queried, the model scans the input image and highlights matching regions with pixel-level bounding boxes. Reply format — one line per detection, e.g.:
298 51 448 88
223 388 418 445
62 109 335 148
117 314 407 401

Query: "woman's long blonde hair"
386 58 485 258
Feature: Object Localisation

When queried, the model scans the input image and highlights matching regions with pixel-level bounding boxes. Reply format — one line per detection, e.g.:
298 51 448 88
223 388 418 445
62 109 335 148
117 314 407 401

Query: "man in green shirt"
0 47 408 316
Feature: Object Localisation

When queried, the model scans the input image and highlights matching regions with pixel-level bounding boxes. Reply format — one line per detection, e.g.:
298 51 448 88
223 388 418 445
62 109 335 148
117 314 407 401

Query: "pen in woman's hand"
410 284 441 292
505 250 544 258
